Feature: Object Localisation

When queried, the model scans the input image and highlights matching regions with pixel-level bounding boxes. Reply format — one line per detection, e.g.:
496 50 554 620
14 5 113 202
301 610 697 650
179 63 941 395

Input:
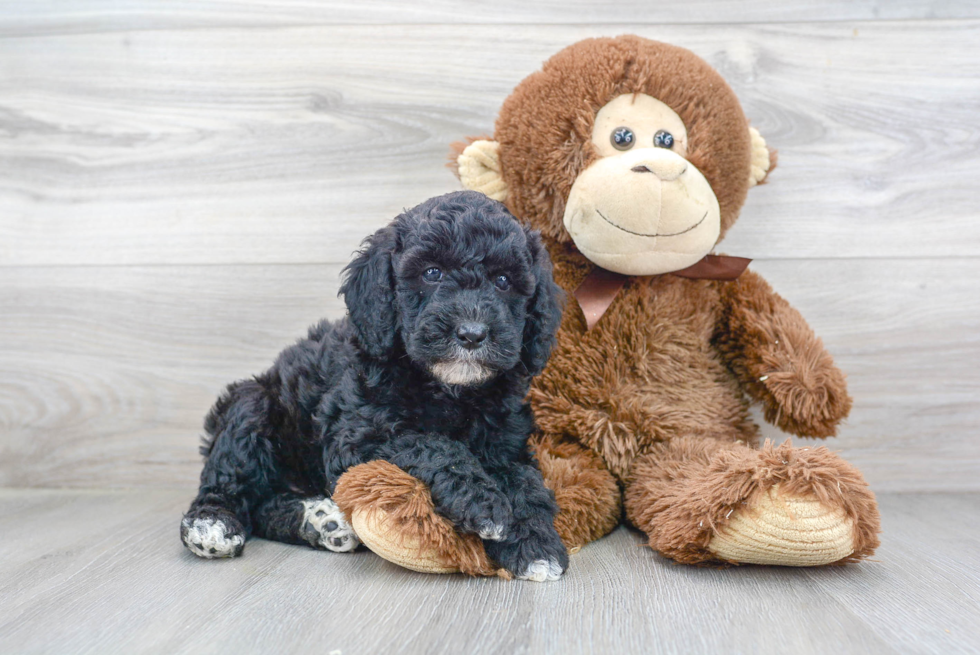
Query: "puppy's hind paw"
301 498 360 553
181 516 245 559
477 520 506 542
517 557 565 582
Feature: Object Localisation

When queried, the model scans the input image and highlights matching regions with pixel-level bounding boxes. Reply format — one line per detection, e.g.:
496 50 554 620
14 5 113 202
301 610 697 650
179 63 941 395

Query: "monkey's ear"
748 127 776 187
339 226 398 359
456 140 510 201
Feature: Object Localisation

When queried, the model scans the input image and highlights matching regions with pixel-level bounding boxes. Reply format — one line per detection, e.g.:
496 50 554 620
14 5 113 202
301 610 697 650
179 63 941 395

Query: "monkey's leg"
531 432 621 551
330 433 620 576
623 436 880 566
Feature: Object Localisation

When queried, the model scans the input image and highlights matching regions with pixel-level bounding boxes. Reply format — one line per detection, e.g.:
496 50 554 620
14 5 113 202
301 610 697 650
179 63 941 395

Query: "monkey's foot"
707 485 856 566
625 437 880 566
353 506 458 574
332 461 503 577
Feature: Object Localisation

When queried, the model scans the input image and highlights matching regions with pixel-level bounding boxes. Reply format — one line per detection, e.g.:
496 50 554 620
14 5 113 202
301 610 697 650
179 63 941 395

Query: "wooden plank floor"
0 490 977 654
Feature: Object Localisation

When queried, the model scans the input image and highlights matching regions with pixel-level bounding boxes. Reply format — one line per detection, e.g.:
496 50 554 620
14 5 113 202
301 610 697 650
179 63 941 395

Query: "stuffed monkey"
334 36 880 570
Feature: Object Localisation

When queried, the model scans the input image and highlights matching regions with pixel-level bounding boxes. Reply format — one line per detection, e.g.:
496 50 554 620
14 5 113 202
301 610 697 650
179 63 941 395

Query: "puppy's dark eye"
494 274 511 291
610 127 635 151
653 130 674 149
422 267 443 283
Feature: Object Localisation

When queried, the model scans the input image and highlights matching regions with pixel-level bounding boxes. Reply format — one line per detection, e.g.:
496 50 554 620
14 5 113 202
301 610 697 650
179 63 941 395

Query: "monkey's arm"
713 269 852 438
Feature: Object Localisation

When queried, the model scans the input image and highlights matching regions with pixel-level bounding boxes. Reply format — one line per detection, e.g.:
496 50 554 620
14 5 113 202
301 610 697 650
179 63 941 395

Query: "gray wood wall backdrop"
1 2 978 493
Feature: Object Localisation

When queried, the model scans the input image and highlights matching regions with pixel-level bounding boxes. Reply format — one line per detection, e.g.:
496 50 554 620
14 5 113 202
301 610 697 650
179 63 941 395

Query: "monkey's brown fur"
339 36 880 569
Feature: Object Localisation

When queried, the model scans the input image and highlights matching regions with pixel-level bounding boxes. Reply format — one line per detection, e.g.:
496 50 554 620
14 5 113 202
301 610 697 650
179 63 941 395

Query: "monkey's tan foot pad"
707 485 855 566
332 460 505 577
352 507 459 574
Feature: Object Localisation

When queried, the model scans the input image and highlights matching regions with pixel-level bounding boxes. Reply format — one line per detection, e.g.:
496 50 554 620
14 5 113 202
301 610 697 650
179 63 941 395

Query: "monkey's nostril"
456 323 489 349
632 161 687 181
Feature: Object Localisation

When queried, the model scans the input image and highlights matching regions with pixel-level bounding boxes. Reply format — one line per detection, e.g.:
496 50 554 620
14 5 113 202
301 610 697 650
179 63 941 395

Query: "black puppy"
181 190 568 581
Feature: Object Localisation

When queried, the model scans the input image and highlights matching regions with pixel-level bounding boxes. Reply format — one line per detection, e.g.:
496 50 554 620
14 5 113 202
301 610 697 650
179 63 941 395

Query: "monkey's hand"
753 331 852 438
714 269 852 438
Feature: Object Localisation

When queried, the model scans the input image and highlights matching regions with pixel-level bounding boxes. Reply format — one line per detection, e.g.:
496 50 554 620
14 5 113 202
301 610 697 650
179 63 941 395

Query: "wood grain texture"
0 264 348 490
1 21 979 266
0 489 977 654
1 5 975 652
1 258 977 491
0 1 975 37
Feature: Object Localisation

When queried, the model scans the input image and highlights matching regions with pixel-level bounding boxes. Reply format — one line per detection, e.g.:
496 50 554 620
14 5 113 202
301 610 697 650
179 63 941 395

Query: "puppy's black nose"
456 323 488 349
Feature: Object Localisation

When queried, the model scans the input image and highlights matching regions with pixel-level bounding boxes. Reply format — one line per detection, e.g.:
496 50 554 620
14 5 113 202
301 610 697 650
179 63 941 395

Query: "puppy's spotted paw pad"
478 520 506 541
181 517 244 559
518 557 564 582
301 498 360 553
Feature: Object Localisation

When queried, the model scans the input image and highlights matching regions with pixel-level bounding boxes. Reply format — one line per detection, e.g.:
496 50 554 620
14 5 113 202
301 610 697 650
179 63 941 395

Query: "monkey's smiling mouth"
595 210 707 238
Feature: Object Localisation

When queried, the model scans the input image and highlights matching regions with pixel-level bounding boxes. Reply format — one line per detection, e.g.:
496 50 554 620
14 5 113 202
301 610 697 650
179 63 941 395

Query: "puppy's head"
340 190 563 386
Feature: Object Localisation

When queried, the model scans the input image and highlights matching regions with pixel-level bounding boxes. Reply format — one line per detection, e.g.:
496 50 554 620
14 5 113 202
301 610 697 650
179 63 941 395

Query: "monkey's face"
562 94 721 276
454 37 771 277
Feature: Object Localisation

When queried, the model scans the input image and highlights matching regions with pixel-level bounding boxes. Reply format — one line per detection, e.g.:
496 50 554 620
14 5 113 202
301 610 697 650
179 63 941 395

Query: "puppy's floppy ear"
521 227 564 377
340 226 398 358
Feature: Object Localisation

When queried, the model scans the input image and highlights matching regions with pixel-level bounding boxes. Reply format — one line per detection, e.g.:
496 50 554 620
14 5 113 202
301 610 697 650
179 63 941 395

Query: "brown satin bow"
573 255 752 330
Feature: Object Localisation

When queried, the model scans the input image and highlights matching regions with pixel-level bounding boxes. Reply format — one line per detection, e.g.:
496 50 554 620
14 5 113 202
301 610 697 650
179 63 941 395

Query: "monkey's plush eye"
653 130 674 149
494 274 511 291
422 267 443 283
611 127 635 151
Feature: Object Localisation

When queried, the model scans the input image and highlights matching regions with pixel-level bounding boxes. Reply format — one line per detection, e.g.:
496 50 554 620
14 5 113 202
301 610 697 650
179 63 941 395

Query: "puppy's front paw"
477 520 506 542
301 498 360 553
485 521 569 581
459 497 512 542
181 515 245 559
517 557 565 582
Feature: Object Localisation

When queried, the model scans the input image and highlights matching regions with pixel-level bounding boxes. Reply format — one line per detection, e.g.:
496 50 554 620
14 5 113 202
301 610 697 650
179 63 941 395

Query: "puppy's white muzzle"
430 359 494 386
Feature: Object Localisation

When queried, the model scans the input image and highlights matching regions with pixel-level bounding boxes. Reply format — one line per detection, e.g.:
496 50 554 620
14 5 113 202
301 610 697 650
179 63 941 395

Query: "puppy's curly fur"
181 191 568 580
